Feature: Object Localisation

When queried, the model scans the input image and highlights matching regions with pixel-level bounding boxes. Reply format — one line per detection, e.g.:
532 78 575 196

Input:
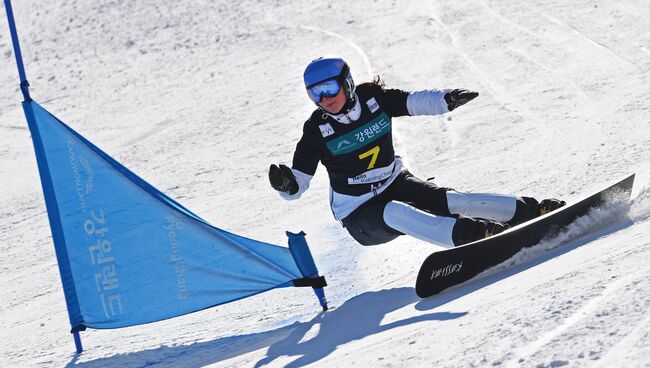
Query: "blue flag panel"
23 101 309 330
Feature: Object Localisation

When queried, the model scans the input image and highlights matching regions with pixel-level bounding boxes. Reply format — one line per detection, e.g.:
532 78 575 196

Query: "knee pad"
446 191 517 223
383 201 456 247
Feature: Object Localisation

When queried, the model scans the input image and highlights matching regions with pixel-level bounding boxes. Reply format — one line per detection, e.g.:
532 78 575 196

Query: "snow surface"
1 0 650 367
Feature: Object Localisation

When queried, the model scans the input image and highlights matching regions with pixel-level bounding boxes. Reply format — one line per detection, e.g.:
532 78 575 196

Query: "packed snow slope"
1 0 650 367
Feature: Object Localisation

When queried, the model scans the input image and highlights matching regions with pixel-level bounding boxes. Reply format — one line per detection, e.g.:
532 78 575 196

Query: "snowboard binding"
507 197 566 227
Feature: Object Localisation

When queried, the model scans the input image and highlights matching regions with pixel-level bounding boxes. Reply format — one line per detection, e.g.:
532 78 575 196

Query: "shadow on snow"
66 287 465 368
67 218 633 367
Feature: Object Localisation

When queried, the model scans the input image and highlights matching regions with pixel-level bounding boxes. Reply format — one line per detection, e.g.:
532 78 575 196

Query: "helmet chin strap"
323 93 361 125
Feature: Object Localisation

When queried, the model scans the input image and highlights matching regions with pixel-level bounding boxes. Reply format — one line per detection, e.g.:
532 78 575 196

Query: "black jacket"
292 83 410 196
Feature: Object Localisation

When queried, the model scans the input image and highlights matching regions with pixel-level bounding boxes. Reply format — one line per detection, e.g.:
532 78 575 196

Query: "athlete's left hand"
444 89 478 111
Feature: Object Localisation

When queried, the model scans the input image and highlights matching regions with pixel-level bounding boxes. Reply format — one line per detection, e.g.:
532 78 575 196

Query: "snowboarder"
269 57 564 247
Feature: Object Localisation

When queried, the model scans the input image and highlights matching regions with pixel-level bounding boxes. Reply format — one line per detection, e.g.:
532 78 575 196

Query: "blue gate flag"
22 100 324 331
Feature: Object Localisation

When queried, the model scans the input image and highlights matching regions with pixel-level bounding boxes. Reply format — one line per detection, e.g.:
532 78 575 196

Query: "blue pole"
3 0 32 101
287 231 329 311
23 100 85 353
73 331 83 353
5 0 79 351
313 288 328 311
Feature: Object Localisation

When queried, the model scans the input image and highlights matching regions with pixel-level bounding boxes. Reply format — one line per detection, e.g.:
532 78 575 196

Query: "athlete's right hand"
269 164 299 195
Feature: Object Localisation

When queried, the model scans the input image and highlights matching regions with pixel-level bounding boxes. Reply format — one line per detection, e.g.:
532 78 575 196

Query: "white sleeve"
278 168 313 201
406 89 451 116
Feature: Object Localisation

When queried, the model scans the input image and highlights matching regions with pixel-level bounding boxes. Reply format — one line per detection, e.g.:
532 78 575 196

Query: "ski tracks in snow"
475 0 593 104
594 307 650 367
425 1 596 118
424 0 649 195
496 205 650 366
504 273 636 367
476 189 650 367
530 8 641 72
425 4 518 116
262 13 374 78
292 25 374 78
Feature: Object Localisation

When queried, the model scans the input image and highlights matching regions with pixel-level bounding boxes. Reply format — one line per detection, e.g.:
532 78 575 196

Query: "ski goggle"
306 79 341 103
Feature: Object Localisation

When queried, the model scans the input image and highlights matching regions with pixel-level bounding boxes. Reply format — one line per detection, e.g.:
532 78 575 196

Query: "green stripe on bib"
326 113 391 156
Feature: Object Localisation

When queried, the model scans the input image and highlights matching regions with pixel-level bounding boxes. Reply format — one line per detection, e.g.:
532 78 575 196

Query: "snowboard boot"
507 197 566 227
539 198 566 215
452 216 509 246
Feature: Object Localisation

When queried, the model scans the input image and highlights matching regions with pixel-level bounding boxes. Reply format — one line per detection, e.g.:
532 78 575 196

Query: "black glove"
444 89 479 111
269 164 299 195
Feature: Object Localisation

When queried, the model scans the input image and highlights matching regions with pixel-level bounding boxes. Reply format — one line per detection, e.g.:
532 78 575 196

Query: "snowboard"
415 173 635 298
